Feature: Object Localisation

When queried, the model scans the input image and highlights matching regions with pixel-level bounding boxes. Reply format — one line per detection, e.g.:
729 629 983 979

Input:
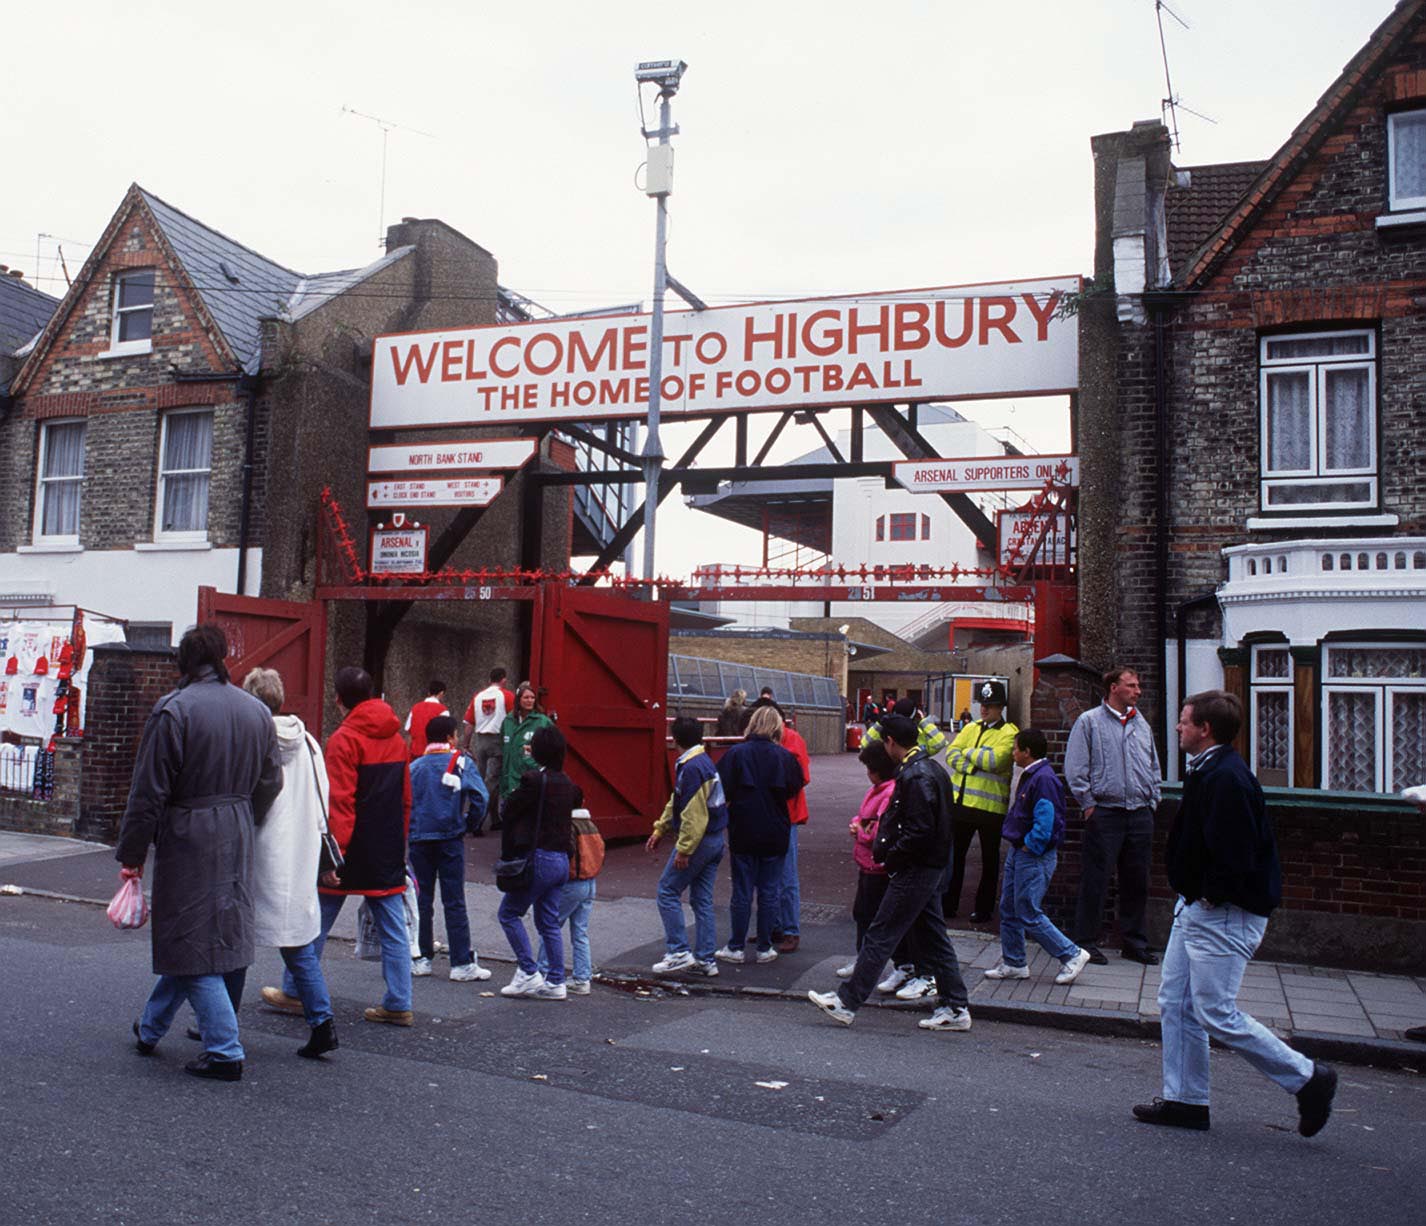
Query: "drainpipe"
1149 296 1171 766
236 373 259 596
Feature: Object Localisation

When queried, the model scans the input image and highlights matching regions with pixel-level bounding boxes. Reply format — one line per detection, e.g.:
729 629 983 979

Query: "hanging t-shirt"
464 684 516 735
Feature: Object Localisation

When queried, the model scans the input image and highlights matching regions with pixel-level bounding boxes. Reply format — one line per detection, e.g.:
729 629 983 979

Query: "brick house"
1080 0 1426 796
0 186 574 730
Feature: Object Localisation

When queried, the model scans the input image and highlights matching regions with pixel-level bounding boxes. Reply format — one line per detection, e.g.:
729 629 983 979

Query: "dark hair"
424 714 457 744
1015 728 1048 759
759 687 774 698
1103 665 1138 694
177 623 229 684
335 666 373 709
490 667 507 683
671 715 703 749
1183 689 1242 745
858 739 896 780
427 678 446 696
880 714 920 748
530 724 566 769
893 697 917 718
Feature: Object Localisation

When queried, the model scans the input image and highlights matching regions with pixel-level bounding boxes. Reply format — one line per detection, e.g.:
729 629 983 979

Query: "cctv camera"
635 59 687 93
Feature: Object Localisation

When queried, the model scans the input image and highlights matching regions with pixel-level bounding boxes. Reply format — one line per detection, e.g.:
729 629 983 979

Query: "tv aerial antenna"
1155 1 1217 152
340 105 436 248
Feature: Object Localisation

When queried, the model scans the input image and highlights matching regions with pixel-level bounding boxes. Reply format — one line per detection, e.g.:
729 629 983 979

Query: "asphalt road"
2 895 1423 1226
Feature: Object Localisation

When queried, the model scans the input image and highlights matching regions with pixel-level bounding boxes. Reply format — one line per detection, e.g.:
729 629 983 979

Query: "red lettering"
569 327 617 373
548 382 569 408
464 339 485 379
665 333 692 364
686 372 706 399
847 306 890 354
934 300 974 348
894 303 930 351
573 381 596 406
822 364 844 392
623 326 649 371
978 297 1020 345
743 313 783 360
440 339 463 382
525 333 562 376
846 362 876 390
694 332 726 364
715 370 734 397
764 368 790 394
489 336 521 377
793 364 818 392
735 370 760 396
598 378 632 404
390 342 439 386
801 310 841 357
1021 290 1061 342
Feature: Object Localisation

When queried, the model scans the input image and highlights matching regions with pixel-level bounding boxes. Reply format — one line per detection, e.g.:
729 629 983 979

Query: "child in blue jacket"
408 715 491 982
983 728 1091 987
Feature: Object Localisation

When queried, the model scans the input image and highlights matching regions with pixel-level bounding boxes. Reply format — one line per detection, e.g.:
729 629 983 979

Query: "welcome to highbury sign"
368 277 1079 429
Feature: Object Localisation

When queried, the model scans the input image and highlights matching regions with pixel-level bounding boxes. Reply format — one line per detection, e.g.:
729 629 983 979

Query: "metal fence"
668 654 842 711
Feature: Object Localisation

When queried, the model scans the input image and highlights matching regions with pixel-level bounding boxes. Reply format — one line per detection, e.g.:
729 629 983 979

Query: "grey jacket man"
1064 703 1162 813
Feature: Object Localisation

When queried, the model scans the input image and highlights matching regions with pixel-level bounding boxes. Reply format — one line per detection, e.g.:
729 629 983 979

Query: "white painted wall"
1162 637 1224 783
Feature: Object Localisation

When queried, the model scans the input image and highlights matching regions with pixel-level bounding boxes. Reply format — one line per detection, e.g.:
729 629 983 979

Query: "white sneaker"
1055 947 1092 985
919 1006 973 1032
450 961 492 982
983 962 1030 980
808 990 855 1026
411 957 433 978
500 969 545 997
714 945 745 964
433 940 448 954
755 948 779 964
567 979 592 995
877 965 912 995
686 960 719 977
835 961 857 979
895 975 936 1001
529 981 567 1000
652 951 697 974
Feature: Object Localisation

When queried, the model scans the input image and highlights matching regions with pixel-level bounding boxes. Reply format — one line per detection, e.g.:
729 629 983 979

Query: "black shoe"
969 912 991 924
186 1027 203 1042
1121 947 1160 966
469 828 485 838
297 1019 339 1060
185 1054 243 1082
1404 1024 1426 1043
1132 1098 1210 1131
132 1020 156 1056
1084 946 1109 965
1296 1062 1337 1137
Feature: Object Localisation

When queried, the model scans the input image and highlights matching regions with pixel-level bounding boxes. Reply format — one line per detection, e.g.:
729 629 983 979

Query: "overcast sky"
5 0 1388 577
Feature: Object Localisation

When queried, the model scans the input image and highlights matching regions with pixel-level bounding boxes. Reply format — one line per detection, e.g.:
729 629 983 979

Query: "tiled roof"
1164 160 1267 277
0 275 58 356
284 246 414 322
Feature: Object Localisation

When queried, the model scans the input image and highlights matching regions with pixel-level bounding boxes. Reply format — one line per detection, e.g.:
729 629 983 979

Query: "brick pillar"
1290 645 1317 789
1218 646 1250 759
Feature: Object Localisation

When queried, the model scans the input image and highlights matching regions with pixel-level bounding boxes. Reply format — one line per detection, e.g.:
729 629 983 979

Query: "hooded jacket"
252 713 326 948
850 777 896 874
323 698 411 897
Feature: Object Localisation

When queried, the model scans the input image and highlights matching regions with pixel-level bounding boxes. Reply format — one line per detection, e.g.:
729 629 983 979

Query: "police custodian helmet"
978 680 1008 707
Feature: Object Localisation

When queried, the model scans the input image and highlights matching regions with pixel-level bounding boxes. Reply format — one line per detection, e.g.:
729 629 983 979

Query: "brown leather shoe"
363 1006 414 1027
260 986 304 1015
776 935 800 953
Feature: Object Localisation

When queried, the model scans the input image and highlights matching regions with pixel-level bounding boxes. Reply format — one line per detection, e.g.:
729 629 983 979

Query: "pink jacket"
850 778 896 874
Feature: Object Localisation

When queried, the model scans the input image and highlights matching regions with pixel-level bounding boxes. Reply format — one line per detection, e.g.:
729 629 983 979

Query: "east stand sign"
369 277 1079 429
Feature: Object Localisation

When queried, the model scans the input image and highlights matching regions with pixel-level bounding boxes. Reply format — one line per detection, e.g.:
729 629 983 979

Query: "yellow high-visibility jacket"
864 714 948 759
944 717 1018 817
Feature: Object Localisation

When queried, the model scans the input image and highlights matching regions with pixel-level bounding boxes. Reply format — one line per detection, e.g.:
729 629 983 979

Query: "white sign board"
369 277 1079 429
366 477 504 508
367 437 536 474
894 453 1079 494
370 526 429 574
998 509 1074 566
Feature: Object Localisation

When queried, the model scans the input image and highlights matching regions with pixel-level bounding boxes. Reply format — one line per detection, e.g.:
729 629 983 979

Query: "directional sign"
366 477 503 508
367 437 536 474
893 454 1079 494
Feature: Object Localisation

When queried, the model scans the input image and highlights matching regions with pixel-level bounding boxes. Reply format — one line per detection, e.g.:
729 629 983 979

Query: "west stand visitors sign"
369 277 1079 429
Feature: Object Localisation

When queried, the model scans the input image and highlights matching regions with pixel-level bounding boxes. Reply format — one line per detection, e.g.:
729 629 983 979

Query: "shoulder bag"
305 735 344 879
493 771 545 893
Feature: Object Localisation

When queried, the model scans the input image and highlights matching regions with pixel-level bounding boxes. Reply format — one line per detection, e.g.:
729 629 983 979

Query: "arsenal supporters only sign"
369 278 1079 429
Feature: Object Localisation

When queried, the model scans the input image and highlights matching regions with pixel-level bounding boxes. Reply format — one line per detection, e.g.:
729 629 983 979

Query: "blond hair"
745 705 783 741
242 667 285 715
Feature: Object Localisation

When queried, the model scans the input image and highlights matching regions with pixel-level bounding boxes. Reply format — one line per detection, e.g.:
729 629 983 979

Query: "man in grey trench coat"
118 624 282 1081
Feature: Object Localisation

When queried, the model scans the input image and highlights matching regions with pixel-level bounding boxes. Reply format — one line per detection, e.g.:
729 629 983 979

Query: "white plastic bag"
106 876 148 930
353 876 421 960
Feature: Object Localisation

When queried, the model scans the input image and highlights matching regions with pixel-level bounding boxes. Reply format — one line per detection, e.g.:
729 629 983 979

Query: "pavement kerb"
8 882 1424 1075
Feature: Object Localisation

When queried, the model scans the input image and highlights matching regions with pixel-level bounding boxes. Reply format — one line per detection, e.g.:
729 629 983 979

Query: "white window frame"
1249 645 1293 787
1259 329 1376 513
1388 109 1426 212
1320 642 1426 793
106 269 155 356
33 418 85 546
154 409 214 543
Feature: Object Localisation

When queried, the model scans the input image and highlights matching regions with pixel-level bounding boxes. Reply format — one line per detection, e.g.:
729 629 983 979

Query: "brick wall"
670 631 847 682
0 742 81 835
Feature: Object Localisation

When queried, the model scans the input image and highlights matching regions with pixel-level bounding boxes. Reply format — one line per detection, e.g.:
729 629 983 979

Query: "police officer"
942 681 1018 922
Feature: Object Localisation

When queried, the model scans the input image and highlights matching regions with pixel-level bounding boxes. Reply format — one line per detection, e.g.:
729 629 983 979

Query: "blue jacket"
409 748 488 842
1000 759 1066 856
653 745 730 855
717 735 804 858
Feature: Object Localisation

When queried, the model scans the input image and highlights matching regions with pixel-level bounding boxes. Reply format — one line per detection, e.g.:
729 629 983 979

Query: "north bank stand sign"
368 276 1080 430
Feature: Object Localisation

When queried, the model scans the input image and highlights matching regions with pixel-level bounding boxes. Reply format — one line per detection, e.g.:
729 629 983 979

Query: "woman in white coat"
243 668 338 1059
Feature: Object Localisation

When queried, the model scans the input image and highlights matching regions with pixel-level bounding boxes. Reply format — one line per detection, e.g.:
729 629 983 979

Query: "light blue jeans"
139 971 245 1061
778 825 801 936
728 852 784 953
998 846 1078 967
1158 899 1314 1105
656 832 725 962
286 892 412 1013
279 940 334 1027
536 877 597 983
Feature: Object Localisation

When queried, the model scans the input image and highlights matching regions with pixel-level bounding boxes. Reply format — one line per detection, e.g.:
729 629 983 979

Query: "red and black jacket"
324 699 411 896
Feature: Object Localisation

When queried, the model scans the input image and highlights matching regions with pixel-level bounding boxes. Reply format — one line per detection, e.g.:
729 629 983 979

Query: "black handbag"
305 737 344 879
493 773 544 893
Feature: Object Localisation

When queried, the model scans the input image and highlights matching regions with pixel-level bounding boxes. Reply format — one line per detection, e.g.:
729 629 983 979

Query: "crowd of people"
113 630 1341 1137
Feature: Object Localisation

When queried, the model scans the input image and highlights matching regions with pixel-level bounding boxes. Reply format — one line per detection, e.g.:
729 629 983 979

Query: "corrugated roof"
0 276 58 356
1164 161 1268 276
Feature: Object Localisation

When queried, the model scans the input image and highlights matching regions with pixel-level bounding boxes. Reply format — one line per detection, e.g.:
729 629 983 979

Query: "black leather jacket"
873 745 955 873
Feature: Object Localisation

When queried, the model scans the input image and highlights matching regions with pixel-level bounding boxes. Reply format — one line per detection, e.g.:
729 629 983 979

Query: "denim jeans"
536 877 597 982
408 837 474 966
287 892 412 1012
139 971 246 1061
778 825 801 936
1158 900 1314 1105
498 848 569 983
840 863 969 1013
279 939 334 1027
728 852 784 953
656 832 725 962
998 846 1078 966
1073 805 1154 953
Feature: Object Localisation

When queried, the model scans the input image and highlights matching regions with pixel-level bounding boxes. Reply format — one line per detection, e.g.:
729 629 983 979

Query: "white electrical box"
645 145 675 197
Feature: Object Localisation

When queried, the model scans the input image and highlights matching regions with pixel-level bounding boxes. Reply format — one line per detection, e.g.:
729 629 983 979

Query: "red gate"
530 584 670 838
197 587 327 735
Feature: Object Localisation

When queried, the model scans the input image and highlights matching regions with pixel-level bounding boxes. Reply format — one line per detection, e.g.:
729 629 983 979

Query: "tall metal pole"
641 87 674 584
